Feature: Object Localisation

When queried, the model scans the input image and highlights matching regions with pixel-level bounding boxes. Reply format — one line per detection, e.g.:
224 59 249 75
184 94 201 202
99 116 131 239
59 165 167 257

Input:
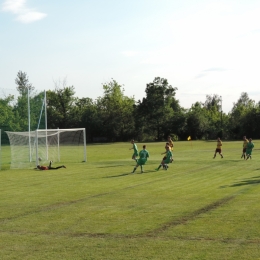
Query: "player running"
36 161 66 170
241 136 249 159
213 137 223 159
132 145 149 173
129 139 138 162
155 145 173 171
246 138 254 160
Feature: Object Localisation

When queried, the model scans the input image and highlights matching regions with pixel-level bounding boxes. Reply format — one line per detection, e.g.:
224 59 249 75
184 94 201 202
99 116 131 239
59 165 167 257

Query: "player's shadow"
103 173 129 178
97 164 125 168
104 170 156 178
229 176 260 187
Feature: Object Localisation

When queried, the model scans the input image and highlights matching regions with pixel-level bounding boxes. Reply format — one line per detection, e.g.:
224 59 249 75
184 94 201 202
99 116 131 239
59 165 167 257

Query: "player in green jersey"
132 145 149 173
246 138 254 160
129 139 138 162
155 146 173 171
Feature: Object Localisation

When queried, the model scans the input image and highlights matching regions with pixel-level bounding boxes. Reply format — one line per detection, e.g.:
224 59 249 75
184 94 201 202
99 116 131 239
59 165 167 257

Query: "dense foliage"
1 71 260 143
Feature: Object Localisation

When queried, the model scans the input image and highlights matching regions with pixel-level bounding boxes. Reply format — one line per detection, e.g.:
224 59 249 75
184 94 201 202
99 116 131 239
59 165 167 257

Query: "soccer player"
161 142 172 160
246 138 254 160
36 161 66 170
156 145 173 171
129 139 138 162
213 137 223 159
241 136 249 159
132 145 149 173
167 136 174 149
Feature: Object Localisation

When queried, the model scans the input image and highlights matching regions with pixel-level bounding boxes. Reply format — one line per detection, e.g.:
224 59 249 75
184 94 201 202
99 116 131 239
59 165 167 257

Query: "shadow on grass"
230 177 260 187
103 173 129 178
103 169 158 178
97 164 125 168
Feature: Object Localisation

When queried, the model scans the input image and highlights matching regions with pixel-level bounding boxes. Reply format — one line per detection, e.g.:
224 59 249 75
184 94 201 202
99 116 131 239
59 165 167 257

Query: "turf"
0 141 260 259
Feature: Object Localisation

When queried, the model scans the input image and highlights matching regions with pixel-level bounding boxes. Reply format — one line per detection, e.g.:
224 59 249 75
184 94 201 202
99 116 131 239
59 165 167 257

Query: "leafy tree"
0 95 21 143
96 79 135 141
136 77 178 141
72 97 101 142
186 102 209 139
228 92 255 139
15 71 34 95
47 84 76 129
203 94 223 139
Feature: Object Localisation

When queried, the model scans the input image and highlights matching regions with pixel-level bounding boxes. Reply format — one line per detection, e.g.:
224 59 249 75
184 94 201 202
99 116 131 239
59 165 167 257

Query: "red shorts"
39 166 49 170
215 148 221 153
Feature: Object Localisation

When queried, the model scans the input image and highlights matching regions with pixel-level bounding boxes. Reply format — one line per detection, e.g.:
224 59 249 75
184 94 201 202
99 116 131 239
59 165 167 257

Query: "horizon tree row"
1 71 260 143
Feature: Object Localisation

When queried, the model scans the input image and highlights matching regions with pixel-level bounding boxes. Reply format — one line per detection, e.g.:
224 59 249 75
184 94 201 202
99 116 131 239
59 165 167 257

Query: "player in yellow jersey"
167 136 174 150
213 137 223 159
241 136 249 159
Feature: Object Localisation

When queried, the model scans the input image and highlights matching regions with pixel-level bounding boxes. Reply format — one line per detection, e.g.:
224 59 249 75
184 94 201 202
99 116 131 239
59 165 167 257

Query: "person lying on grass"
36 161 66 170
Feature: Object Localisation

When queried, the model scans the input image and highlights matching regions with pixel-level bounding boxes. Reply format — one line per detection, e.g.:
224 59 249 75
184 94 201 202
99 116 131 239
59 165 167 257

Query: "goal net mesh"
6 128 86 169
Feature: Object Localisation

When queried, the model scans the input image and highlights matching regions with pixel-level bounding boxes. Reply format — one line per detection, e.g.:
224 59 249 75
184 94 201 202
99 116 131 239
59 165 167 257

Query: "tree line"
1 71 260 143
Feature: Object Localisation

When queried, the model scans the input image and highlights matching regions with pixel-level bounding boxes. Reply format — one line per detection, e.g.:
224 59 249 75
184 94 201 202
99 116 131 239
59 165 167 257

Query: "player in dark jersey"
241 136 249 159
213 137 223 159
36 161 66 170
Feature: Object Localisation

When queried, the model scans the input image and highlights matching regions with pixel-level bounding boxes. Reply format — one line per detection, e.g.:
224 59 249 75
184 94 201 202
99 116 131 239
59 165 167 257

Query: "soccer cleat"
141 171 144 173
155 168 159 171
63 165 66 168
221 155 223 159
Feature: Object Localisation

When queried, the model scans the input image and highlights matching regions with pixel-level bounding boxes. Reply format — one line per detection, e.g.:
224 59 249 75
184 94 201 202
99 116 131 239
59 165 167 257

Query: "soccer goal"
6 128 86 169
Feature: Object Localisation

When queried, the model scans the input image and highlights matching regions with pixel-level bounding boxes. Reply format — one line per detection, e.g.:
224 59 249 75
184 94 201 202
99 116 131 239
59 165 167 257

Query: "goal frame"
6 128 86 169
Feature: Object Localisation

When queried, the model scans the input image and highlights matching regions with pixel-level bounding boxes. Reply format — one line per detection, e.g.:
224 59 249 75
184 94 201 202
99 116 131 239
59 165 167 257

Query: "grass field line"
1 229 260 246
144 195 235 236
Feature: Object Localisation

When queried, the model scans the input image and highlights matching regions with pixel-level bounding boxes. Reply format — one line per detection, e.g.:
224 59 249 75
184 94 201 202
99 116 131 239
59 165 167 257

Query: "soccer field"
0 141 260 260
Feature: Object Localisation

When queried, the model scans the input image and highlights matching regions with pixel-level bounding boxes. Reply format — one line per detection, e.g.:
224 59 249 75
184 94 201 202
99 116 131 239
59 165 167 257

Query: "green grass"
0 141 260 259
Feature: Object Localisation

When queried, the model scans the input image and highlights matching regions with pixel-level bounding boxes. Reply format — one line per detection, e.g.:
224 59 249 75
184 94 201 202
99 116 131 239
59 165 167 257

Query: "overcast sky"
1 0 260 113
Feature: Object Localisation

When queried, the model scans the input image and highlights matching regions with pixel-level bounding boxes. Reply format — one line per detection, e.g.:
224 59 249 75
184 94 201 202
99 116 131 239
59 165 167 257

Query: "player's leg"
48 161 52 168
156 163 162 171
132 163 139 173
246 151 250 160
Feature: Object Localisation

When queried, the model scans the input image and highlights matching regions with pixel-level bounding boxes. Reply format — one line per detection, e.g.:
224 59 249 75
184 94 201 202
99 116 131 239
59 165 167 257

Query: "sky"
1 0 260 113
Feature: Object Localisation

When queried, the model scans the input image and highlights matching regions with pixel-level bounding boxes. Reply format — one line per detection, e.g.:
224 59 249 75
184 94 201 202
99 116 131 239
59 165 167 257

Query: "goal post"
6 128 86 169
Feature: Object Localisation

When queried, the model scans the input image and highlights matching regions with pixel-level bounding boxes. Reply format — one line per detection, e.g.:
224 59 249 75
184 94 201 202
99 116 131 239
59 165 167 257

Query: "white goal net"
6 128 86 169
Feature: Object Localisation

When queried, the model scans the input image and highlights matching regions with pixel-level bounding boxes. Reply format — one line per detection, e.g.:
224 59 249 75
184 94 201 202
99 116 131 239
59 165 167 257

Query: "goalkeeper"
36 161 66 170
